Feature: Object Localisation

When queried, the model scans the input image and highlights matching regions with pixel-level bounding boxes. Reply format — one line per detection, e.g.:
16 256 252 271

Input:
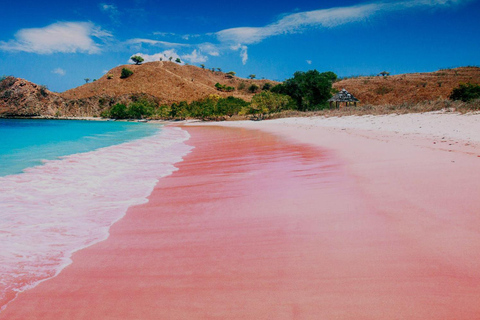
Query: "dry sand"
1 111 479 319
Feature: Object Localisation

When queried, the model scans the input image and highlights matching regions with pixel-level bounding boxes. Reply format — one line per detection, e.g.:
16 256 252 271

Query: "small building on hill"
328 89 359 108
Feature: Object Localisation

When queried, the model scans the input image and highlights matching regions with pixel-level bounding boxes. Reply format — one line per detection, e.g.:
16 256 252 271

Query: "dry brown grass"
334 67 480 106
61 61 276 105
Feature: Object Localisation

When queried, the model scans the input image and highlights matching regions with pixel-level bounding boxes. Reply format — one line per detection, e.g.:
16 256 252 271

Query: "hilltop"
61 61 272 104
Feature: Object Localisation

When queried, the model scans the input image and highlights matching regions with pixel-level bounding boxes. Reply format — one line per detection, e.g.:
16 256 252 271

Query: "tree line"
101 69 339 120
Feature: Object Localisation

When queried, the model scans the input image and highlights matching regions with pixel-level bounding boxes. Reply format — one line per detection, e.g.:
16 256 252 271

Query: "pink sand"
1 124 480 319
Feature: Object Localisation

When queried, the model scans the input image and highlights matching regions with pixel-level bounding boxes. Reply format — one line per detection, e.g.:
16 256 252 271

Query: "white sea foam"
0 126 192 311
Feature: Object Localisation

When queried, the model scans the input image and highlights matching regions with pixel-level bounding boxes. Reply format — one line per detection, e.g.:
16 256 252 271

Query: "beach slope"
1 113 480 319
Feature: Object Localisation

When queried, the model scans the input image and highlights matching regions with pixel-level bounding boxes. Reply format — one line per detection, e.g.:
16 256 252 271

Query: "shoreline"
1 113 480 318
1 108 479 125
0 126 192 314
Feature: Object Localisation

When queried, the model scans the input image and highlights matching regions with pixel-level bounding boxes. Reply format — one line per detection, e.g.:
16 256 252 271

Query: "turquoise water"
0 119 160 177
0 124 191 311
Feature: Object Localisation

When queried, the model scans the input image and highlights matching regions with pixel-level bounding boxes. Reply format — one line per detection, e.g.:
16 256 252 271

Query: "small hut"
328 89 359 108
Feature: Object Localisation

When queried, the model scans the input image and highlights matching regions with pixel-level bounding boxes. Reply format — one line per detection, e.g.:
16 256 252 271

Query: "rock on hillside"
334 67 480 106
61 61 273 104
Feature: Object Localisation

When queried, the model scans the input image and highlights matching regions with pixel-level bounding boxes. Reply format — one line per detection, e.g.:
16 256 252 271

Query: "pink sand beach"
1 113 480 319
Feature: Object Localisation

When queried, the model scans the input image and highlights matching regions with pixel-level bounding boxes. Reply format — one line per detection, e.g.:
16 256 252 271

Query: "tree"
126 101 154 119
108 103 128 119
120 68 133 79
200 64 205 69
170 101 189 119
84 78 90 83
169 57 173 61
274 70 337 111
226 71 236 78
216 68 222 72
250 91 296 117
175 58 181 63
131 55 144 65
248 74 256 79
262 83 272 91
378 71 390 77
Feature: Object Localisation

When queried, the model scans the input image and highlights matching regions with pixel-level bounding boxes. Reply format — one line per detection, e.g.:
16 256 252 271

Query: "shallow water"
0 122 192 311
0 119 158 177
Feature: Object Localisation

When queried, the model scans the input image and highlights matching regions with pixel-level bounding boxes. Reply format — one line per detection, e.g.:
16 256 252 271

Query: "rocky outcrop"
0 77 62 117
0 76 159 118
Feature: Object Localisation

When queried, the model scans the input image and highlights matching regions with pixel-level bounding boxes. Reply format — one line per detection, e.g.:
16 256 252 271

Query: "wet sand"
2 122 480 319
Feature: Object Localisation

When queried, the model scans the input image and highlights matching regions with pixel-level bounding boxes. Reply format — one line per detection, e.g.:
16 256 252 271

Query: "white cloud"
126 38 188 48
216 0 470 44
123 0 469 67
181 34 201 41
0 22 112 54
198 43 220 56
153 31 177 37
100 3 121 25
231 44 248 65
182 49 208 63
52 68 66 76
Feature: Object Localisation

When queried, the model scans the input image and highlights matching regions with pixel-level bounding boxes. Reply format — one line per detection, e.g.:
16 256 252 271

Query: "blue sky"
1 0 479 92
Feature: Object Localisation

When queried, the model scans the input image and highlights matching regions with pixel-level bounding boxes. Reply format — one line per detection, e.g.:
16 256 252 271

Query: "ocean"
0 119 192 311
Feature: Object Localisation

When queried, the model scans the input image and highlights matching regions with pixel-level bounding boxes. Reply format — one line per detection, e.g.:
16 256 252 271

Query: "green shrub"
248 84 259 93
450 83 480 102
215 83 235 92
120 68 133 79
215 96 249 116
238 82 246 90
126 101 154 119
249 91 296 116
155 105 172 118
170 101 189 119
262 83 272 91
108 103 128 119
39 85 48 97
100 110 111 118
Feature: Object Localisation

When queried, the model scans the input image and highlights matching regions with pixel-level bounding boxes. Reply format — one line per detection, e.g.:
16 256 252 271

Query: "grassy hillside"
333 67 480 105
61 61 274 104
